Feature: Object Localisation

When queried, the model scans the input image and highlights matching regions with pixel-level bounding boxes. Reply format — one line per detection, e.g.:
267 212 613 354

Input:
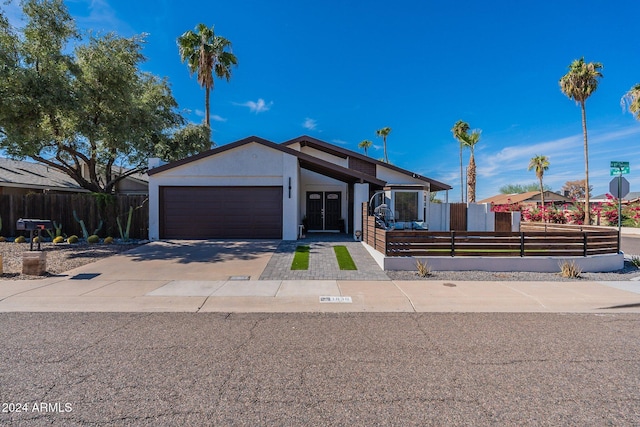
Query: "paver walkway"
260 233 390 280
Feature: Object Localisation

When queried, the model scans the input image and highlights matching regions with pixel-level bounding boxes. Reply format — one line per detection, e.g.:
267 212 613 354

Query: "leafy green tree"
499 183 552 194
451 120 470 202
528 155 550 207
0 0 209 193
622 83 640 121
178 23 238 128
375 127 391 163
358 139 372 156
560 57 603 224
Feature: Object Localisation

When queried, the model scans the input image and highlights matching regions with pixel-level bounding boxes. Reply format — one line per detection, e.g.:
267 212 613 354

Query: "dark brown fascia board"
147 135 386 186
282 135 452 192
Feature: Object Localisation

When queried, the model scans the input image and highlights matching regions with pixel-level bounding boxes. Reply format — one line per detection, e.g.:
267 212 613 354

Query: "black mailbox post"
16 219 53 251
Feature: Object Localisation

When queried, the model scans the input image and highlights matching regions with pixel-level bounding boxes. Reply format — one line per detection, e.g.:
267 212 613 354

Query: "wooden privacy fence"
0 194 149 239
362 203 619 257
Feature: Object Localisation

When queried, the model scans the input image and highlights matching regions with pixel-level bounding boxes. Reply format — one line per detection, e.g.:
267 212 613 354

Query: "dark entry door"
324 192 341 230
306 193 323 230
306 192 342 231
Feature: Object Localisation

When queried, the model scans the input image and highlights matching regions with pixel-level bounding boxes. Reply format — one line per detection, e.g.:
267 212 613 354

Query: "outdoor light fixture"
355 230 362 240
288 177 292 198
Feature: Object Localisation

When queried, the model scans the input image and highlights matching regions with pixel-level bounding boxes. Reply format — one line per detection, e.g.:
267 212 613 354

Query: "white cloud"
194 110 205 117
234 98 273 114
302 118 317 131
211 114 227 122
332 139 348 145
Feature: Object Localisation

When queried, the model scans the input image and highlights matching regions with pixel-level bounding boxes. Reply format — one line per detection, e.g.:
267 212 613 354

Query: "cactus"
67 235 79 244
73 211 103 239
0 215 2 233
46 221 63 239
73 210 89 239
0 236 6 242
87 234 100 244
15 236 26 243
116 206 134 242
53 236 64 244
104 236 114 244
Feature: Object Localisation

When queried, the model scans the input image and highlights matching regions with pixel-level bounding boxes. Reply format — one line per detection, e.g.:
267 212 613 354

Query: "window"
395 192 418 221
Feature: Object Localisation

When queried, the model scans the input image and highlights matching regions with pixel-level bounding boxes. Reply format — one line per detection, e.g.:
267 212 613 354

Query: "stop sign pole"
609 161 631 253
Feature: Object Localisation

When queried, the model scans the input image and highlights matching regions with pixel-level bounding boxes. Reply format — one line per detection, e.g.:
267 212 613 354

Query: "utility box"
23 251 46 276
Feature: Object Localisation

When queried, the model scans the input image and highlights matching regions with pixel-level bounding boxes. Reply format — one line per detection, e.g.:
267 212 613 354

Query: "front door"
306 192 342 231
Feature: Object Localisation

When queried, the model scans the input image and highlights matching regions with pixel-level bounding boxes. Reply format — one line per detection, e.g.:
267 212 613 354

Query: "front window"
395 192 418 221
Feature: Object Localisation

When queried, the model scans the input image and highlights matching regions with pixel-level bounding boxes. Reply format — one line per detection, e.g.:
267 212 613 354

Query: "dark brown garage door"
160 186 283 239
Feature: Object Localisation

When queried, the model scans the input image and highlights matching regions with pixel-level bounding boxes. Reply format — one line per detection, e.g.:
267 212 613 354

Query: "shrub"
87 234 100 244
559 260 582 278
14 236 26 243
53 236 65 244
630 256 640 268
67 235 79 244
416 260 431 277
104 236 114 244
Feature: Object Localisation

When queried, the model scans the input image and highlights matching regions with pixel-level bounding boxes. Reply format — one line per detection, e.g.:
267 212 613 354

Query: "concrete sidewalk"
1 275 639 313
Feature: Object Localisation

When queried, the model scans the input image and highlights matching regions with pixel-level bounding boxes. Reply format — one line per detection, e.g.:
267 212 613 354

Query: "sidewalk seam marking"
391 281 417 312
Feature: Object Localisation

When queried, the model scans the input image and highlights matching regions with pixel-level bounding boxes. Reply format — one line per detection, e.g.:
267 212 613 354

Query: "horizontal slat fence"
362 203 619 257
0 194 148 240
385 230 619 257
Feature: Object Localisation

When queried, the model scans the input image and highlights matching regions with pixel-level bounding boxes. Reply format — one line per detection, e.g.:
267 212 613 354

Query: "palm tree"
375 127 391 163
451 120 470 202
621 83 640 121
528 155 550 208
358 139 372 156
461 129 481 203
177 23 238 128
559 57 603 224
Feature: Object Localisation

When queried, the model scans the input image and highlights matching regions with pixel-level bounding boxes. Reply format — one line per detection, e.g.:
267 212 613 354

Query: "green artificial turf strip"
291 245 310 270
334 246 357 270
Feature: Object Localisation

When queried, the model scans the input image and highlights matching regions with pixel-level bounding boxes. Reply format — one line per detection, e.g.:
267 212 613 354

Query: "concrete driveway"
65 240 280 281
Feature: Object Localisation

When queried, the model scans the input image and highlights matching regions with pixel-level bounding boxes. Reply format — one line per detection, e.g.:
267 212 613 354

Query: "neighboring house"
147 135 451 240
592 192 640 204
0 158 148 196
478 191 573 208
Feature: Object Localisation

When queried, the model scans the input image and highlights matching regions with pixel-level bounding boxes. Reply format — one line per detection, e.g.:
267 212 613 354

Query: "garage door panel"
160 186 283 239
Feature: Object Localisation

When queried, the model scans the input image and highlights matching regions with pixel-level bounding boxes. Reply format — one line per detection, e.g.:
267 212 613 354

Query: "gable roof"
478 191 573 205
148 136 387 187
282 135 452 192
0 158 88 192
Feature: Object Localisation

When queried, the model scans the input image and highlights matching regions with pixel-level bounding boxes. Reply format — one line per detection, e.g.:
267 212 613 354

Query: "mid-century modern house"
147 135 451 240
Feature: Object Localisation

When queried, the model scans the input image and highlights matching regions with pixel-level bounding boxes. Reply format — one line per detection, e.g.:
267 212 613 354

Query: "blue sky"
4 0 640 201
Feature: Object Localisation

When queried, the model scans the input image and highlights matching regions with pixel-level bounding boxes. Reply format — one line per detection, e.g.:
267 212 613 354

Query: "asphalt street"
1 312 639 426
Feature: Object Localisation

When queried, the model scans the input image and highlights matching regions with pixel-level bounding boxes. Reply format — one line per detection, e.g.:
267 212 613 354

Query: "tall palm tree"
559 57 603 225
461 129 481 203
375 127 391 163
177 23 238 128
621 83 640 121
528 155 550 208
358 139 372 156
451 120 470 202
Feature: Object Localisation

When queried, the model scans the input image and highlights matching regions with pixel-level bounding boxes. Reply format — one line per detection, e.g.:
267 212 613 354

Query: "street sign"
610 161 630 175
609 176 630 199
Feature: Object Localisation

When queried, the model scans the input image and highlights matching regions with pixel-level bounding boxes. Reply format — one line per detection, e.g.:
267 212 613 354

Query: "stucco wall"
148 142 296 240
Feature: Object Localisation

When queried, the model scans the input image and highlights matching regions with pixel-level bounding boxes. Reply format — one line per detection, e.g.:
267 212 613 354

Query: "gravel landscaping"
386 259 640 282
0 240 146 280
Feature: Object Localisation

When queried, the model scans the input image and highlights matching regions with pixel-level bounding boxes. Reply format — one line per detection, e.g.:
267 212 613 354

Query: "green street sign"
610 161 630 175
611 167 630 176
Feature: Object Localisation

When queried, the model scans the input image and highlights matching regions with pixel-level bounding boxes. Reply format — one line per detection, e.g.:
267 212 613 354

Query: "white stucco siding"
299 146 349 168
148 142 298 240
375 166 426 185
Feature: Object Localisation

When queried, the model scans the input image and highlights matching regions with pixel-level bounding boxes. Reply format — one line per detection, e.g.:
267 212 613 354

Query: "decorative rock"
22 251 46 276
